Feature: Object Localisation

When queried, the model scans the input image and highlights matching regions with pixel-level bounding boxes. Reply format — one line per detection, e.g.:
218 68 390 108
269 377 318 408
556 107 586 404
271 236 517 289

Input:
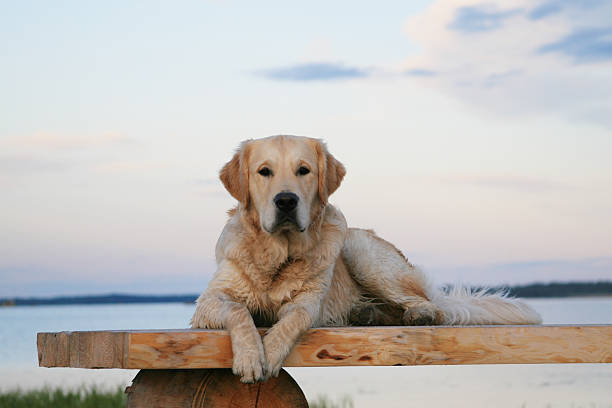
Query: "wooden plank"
37 331 70 367
37 325 612 369
38 331 127 368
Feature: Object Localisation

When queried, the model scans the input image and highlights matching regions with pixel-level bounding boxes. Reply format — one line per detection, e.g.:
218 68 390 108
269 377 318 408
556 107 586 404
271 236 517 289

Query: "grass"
0 387 353 408
0 387 126 408
309 395 354 408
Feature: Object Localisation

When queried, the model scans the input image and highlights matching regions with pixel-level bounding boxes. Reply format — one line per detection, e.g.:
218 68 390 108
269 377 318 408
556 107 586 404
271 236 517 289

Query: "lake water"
1 298 611 407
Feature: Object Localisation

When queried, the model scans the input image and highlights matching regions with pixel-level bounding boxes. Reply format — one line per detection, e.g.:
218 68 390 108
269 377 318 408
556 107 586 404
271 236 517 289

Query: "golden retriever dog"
191 135 541 383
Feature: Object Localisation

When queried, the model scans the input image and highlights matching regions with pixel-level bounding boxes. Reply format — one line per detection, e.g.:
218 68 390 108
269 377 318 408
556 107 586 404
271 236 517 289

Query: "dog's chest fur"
215 205 349 323
245 257 310 314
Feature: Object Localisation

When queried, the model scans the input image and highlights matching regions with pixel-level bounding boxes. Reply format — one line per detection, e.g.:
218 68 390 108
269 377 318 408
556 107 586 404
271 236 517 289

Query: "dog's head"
220 135 345 234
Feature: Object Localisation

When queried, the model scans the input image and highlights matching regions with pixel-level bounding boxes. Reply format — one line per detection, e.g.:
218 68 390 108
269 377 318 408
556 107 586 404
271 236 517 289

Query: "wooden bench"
38 325 612 407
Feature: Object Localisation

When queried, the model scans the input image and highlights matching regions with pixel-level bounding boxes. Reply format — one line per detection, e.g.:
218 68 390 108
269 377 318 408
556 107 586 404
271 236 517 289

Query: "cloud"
193 177 215 185
0 155 72 174
0 271 213 298
2 132 136 151
95 160 170 173
0 132 142 178
528 0 604 20
482 69 523 87
489 257 612 283
193 177 226 197
538 27 612 62
448 5 522 33
443 173 570 193
404 68 438 76
258 62 368 81
529 1 564 19
432 256 612 285
403 0 612 127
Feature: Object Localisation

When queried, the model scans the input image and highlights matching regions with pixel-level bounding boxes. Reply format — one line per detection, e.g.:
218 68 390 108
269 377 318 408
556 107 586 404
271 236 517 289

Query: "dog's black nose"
274 192 299 212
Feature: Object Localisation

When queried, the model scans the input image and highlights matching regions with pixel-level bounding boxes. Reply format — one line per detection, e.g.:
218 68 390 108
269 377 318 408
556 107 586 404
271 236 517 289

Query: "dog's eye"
297 166 310 176
258 167 272 177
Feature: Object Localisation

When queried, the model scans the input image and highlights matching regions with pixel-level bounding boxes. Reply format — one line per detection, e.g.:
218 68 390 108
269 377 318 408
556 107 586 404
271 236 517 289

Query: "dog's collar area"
279 256 295 269
272 256 296 279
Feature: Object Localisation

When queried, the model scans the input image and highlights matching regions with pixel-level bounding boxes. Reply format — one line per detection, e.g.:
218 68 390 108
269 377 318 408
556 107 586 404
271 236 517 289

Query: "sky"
1 0 611 297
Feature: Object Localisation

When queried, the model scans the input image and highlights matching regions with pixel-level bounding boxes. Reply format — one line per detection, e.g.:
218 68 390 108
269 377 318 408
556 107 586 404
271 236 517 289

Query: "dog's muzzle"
274 192 298 213
272 192 303 231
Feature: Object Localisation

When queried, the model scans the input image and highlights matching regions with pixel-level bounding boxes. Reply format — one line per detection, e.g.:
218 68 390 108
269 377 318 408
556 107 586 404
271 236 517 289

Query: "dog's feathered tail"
428 285 542 325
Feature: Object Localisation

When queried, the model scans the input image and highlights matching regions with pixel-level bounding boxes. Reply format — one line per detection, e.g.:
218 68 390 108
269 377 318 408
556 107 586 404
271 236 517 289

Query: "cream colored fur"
191 135 542 383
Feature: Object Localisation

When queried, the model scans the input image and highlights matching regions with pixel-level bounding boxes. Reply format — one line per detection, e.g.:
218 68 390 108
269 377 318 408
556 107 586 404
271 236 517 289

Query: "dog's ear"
219 141 251 207
313 140 346 205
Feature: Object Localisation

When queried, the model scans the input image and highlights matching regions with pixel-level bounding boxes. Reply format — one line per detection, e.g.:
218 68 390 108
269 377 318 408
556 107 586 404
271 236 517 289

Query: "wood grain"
125 369 308 408
38 331 127 368
37 325 612 369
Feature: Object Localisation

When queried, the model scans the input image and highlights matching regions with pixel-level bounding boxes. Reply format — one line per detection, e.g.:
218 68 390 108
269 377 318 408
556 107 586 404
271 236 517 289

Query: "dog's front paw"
190 305 208 329
263 333 290 378
232 345 268 383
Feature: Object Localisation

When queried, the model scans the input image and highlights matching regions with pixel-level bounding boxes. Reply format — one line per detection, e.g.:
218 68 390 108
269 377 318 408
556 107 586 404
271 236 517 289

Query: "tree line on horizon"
2 281 611 306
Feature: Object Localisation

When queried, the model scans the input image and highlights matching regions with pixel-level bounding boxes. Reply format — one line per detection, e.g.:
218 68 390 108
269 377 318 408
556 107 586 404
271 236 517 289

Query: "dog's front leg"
191 291 267 383
263 275 329 378
263 299 318 378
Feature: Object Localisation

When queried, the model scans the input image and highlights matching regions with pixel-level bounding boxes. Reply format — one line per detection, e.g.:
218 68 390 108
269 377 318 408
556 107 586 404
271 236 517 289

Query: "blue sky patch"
405 68 437 77
259 62 368 81
529 0 604 20
448 5 522 33
529 1 563 19
539 27 612 62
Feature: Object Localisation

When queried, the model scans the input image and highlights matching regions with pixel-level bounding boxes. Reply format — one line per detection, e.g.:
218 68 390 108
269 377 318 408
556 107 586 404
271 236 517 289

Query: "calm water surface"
1 298 611 407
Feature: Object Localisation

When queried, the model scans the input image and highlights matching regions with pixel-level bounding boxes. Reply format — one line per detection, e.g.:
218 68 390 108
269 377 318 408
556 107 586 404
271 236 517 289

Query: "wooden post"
125 368 308 408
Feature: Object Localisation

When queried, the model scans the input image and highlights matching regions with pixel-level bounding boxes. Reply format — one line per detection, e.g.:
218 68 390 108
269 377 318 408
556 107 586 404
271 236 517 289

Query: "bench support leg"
125 368 309 407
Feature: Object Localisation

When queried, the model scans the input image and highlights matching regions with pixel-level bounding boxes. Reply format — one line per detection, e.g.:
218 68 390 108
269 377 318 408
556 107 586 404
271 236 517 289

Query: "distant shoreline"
0 294 197 307
2 281 611 307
